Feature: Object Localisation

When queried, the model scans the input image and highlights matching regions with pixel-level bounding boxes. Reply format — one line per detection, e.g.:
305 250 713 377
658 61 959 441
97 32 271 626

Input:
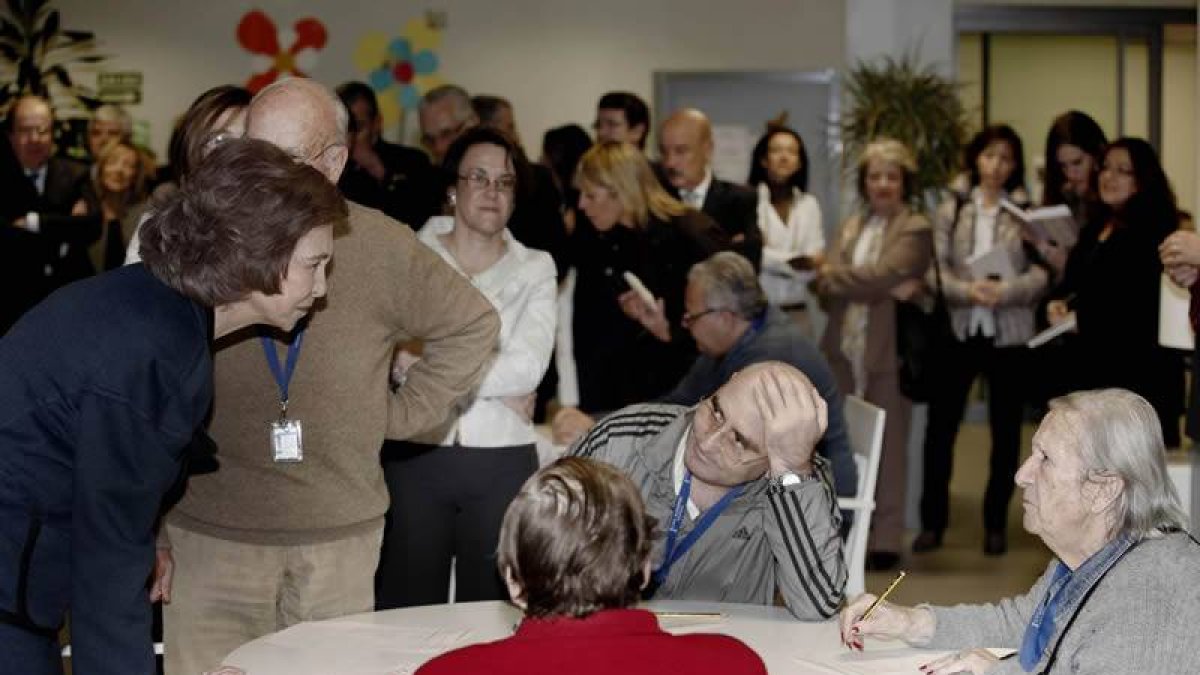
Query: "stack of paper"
1000 200 1077 249
966 246 1017 280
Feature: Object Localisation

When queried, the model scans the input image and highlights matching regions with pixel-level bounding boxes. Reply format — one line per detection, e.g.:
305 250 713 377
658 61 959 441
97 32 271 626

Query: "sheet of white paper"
1159 273 1194 350
1027 312 1076 348
966 245 1017 280
710 124 755 183
807 647 1016 675
230 621 475 675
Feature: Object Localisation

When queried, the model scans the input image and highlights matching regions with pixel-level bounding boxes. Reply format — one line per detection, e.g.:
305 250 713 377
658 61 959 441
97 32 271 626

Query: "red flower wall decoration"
236 10 328 93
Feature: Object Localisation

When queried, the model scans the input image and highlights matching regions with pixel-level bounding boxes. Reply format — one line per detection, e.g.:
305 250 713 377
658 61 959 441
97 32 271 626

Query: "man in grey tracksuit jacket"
571 362 846 619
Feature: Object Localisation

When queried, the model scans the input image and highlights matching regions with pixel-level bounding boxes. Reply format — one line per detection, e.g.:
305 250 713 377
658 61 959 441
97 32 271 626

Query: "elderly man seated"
416 456 766 674
571 361 846 620
556 252 857 497
840 388 1200 674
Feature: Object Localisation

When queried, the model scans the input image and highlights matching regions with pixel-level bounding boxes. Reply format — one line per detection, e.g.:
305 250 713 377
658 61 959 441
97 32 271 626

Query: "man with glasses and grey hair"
418 84 478 165
158 77 500 675
570 361 846 620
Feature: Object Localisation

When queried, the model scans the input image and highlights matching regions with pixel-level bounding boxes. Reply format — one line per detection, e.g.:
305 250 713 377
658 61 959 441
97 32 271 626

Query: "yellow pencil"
859 570 906 622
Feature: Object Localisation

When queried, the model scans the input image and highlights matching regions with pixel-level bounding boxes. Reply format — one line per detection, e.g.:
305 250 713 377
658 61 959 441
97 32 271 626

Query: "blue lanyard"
652 471 745 588
259 327 305 411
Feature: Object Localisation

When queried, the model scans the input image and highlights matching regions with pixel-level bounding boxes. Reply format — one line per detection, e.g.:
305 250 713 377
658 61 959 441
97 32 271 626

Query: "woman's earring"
448 191 457 207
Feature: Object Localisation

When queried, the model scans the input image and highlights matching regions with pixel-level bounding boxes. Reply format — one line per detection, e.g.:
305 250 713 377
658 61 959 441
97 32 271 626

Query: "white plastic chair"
837 395 886 598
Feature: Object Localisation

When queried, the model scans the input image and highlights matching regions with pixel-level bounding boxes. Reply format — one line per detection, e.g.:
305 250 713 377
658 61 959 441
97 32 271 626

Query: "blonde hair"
93 138 148 218
575 140 684 227
855 137 918 203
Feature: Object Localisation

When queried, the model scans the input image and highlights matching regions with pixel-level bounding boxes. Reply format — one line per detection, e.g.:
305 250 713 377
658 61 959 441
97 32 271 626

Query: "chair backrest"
837 394 886 598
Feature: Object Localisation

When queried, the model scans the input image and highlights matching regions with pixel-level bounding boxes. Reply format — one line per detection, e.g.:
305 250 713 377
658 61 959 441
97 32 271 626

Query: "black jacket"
0 265 213 674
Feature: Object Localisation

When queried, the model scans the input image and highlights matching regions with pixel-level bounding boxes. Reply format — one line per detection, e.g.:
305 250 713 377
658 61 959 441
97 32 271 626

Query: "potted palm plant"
0 0 107 112
842 52 971 207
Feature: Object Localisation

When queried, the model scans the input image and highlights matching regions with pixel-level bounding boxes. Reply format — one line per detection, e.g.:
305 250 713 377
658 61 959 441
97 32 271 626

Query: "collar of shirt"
682 169 714 208
26 164 47 192
418 214 520 286
671 425 701 519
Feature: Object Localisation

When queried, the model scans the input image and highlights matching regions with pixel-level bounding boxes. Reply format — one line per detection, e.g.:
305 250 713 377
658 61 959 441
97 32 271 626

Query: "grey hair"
91 104 132 135
420 84 474 124
687 251 767 320
1048 388 1188 539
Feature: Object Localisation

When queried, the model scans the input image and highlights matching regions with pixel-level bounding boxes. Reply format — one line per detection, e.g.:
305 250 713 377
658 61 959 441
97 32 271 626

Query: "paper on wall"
710 124 755 183
1160 273 1194 350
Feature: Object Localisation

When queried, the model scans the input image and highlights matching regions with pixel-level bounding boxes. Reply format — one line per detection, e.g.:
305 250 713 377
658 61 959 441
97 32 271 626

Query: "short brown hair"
497 457 656 619
140 137 347 306
576 140 684 227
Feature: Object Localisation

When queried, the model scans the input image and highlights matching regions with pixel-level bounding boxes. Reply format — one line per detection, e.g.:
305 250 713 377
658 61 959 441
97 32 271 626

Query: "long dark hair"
1101 137 1178 236
747 126 810 192
1042 110 1107 207
964 124 1026 194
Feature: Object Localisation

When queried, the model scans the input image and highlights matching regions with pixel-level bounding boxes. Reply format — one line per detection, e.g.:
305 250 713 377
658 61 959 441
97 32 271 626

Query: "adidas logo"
731 527 751 540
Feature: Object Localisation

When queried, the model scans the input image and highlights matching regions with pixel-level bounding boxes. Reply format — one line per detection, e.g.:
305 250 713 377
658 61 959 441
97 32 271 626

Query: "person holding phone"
551 141 727 446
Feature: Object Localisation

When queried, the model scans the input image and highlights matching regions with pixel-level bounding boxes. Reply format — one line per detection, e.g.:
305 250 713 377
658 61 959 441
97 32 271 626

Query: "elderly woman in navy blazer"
0 138 346 675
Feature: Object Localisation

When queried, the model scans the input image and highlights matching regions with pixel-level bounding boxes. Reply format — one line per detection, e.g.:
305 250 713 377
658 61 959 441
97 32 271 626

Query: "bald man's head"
245 78 349 183
660 108 713 192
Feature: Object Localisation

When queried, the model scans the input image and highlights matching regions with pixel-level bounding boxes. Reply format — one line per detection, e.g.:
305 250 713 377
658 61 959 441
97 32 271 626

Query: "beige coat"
817 207 933 378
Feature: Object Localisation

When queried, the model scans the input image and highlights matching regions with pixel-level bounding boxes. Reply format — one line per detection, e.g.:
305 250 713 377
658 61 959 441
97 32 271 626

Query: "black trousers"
376 440 537 609
919 334 1026 534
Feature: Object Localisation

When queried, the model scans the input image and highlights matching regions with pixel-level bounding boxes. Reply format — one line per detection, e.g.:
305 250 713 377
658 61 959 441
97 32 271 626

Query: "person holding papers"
1037 111 1107 279
914 125 1048 556
841 389 1200 675
1047 138 1183 446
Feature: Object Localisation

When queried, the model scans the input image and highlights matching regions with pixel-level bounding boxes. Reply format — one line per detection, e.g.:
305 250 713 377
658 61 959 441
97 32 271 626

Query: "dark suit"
2 154 99 332
672 178 762 270
338 139 440 229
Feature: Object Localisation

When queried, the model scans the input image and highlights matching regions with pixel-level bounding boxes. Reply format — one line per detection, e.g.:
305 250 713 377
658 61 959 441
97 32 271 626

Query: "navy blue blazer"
0 264 213 674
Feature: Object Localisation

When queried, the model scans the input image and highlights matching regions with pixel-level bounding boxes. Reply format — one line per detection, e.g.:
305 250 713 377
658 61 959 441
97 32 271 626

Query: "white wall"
50 0 845 157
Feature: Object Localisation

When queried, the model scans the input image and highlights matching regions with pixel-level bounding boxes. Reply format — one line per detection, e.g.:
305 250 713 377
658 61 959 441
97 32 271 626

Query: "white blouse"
416 216 558 447
756 183 825 307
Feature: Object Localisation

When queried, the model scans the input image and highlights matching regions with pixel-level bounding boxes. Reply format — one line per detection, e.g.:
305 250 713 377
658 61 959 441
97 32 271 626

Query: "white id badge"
271 419 303 462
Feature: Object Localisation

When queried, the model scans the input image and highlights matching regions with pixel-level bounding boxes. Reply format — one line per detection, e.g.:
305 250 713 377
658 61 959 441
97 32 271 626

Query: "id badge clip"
271 399 303 463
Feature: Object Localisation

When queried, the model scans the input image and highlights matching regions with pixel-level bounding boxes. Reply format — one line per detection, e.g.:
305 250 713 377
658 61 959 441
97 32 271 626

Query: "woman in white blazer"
377 127 557 609
748 125 824 335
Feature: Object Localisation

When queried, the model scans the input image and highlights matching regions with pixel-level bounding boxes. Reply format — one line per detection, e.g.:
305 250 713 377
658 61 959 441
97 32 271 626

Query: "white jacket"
416 216 557 446
756 183 825 307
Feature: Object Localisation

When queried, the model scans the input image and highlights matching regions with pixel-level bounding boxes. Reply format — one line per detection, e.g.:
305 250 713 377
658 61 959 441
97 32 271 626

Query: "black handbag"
896 232 953 402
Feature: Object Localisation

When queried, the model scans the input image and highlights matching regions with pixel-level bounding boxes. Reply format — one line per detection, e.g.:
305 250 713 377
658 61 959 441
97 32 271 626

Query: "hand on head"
733 362 826 477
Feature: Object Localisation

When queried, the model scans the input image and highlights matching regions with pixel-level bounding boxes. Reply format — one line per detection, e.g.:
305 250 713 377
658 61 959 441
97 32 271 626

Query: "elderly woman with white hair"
838 388 1200 674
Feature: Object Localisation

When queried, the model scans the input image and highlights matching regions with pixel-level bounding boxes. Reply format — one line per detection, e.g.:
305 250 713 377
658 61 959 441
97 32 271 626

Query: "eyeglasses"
459 168 517 193
288 142 344 166
681 307 728 328
701 394 764 464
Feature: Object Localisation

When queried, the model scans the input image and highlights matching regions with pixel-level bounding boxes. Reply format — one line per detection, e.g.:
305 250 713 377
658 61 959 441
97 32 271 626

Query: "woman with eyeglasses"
1047 138 1184 446
376 127 557 609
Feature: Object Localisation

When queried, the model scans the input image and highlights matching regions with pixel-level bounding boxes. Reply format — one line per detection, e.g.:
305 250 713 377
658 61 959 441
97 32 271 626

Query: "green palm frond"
843 53 969 206
0 0 107 113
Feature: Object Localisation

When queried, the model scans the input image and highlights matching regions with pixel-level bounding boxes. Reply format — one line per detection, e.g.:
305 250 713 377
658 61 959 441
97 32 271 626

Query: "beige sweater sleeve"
380 218 501 440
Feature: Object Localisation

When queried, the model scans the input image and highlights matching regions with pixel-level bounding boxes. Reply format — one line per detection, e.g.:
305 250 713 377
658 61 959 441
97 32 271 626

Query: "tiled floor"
863 421 1050 607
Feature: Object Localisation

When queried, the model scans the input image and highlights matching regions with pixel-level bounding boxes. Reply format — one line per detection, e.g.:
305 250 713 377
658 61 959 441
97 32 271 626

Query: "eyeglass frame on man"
681 306 731 328
699 393 765 465
421 119 468 150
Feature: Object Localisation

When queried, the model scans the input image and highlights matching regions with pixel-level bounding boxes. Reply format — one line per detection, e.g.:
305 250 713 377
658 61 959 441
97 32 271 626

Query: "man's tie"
26 169 42 195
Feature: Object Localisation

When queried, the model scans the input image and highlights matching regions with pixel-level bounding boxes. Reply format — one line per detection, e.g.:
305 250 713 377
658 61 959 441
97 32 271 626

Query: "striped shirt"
571 404 846 619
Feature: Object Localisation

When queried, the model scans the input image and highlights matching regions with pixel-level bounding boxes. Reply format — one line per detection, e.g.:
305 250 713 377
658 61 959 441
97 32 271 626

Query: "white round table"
223 600 952 674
